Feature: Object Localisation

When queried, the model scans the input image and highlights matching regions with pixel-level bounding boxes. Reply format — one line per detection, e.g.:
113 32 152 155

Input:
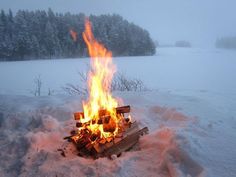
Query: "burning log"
74 105 130 120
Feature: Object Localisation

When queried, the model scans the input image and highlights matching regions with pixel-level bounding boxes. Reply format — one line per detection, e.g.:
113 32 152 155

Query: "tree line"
215 36 236 50
0 9 156 61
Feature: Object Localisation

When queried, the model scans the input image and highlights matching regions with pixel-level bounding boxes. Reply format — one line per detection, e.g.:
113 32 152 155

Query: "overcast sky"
1 0 236 47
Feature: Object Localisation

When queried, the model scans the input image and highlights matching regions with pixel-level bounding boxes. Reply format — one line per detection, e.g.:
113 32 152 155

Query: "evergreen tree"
0 10 7 59
0 9 156 61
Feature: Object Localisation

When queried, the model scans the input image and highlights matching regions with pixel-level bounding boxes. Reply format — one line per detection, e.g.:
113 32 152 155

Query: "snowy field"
0 47 236 177
0 47 236 97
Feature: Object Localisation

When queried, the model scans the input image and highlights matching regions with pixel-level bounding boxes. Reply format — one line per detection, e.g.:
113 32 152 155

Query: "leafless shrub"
62 71 88 95
63 83 87 95
63 71 146 95
111 73 145 91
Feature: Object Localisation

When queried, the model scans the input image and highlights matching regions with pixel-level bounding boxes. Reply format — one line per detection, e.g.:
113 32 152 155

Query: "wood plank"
123 121 139 136
102 127 148 157
92 126 148 157
116 105 131 114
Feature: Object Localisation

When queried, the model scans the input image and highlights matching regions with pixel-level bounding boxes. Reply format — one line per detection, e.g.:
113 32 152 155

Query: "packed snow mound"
0 93 205 177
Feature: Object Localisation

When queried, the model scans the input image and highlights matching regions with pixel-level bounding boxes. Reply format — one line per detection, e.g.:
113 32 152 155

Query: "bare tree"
33 75 42 96
48 88 54 96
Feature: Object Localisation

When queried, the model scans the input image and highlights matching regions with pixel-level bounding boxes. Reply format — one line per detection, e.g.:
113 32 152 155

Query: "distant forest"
215 36 236 50
0 9 156 61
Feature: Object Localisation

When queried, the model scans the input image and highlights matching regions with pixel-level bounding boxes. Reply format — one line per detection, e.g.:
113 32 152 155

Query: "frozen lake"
0 47 236 97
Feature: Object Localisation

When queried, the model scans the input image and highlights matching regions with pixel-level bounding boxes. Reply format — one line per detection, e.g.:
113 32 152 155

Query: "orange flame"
70 29 77 42
81 18 120 138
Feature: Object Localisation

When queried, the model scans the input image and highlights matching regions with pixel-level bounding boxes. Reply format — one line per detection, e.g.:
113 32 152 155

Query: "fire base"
64 106 149 159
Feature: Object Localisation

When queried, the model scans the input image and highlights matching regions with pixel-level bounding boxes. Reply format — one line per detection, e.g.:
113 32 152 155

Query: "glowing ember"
78 18 123 139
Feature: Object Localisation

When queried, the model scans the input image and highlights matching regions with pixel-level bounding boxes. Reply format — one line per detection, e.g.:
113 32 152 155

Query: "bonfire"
65 18 148 158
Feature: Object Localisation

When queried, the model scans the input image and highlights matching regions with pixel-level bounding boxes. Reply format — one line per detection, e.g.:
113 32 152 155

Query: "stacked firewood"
64 105 148 158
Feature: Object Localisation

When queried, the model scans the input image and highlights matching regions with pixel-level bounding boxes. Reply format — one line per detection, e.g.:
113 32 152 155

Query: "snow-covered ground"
0 47 236 177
